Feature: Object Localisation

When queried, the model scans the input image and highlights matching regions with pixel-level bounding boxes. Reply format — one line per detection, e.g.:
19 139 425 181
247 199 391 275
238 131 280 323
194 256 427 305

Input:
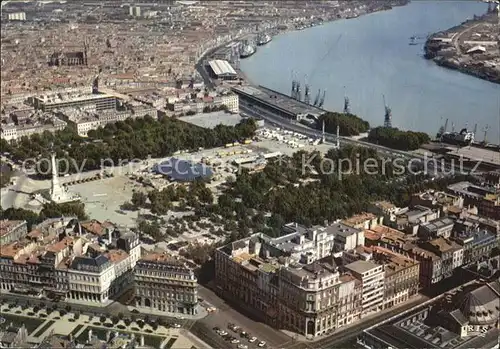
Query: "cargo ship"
437 128 475 146
240 41 256 58
256 33 272 46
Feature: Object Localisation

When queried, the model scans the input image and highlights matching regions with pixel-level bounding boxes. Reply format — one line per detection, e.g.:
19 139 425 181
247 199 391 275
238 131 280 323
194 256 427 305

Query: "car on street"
258 341 266 347
248 337 257 343
228 323 240 332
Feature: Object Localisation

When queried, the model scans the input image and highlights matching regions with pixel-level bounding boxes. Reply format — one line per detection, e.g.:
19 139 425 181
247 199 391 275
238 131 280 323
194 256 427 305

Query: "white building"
129 5 141 17
344 260 385 316
214 93 239 113
8 12 26 21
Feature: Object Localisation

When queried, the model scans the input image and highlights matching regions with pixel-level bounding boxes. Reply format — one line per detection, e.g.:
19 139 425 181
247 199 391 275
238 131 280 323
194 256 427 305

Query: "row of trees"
0 161 13 188
318 112 370 136
368 127 430 151
2 116 257 176
0 202 88 230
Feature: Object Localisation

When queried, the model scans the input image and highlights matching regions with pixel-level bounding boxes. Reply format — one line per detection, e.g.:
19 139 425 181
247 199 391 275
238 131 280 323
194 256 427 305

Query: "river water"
240 0 500 144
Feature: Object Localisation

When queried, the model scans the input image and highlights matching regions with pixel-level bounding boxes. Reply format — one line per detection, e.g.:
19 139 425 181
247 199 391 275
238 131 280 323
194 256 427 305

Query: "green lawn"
0 313 45 334
32 321 55 337
76 326 167 347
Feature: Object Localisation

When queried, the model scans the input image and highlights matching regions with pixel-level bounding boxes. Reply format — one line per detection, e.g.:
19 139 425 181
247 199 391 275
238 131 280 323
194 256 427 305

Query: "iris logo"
466 325 487 337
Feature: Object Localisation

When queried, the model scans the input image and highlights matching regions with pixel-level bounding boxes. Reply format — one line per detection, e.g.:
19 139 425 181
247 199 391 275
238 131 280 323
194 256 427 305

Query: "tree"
368 127 430 151
100 315 107 323
318 112 370 136
131 192 147 208
4 117 257 176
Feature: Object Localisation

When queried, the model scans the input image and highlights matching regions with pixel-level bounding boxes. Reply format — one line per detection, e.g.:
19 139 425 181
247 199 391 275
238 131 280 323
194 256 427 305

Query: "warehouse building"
207 60 238 80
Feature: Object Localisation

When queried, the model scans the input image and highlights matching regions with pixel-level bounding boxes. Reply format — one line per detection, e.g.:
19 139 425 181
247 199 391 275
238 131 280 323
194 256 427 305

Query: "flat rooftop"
443 145 500 166
232 85 326 118
345 260 380 275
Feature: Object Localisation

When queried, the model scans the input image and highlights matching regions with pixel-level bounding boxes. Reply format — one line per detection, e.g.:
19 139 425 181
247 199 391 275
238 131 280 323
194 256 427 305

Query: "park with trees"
317 112 370 136
368 126 430 151
0 115 256 176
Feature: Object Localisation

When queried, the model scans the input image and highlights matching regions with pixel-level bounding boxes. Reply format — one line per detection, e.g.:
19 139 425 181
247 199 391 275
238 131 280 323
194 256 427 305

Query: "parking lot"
193 285 292 349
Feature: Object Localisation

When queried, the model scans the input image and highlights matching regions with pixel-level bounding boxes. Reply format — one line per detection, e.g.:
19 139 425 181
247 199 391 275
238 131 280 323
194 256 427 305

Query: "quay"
424 9 500 84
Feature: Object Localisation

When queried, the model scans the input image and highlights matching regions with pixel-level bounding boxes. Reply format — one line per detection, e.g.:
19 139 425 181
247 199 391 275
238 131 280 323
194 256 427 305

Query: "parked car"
258 341 266 347
228 323 240 332
173 323 181 328
213 327 220 332
249 337 257 343
219 331 228 336
237 345 248 349
240 331 248 338
231 339 240 344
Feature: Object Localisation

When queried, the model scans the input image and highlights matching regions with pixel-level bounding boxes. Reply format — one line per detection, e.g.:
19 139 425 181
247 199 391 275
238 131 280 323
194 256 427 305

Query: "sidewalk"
129 304 208 320
280 294 427 342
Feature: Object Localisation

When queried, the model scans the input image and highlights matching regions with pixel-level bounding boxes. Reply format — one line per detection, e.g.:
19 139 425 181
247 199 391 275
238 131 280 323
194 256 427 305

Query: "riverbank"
424 11 500 84
197 0 410 87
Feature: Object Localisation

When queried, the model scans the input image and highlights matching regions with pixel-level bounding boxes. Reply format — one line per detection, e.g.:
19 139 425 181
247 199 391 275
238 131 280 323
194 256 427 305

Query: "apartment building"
390 205 440 235
342 212 381 230
367 201 400 224
451 228 498 265
0 220 27 245
371 246 420 309
410 190 464 214
344 260 385 316
407 237 463 288
332 223 365 254
0 218 140 303
215 227 363 338
71 105 157 137
448 182 500 220
279 259 345 337
134 252 198 315
33 93 117 112
213 93 239 113
417 217 455 241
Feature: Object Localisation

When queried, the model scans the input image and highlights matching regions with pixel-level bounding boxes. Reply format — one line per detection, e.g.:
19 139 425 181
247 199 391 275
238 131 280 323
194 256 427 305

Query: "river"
240 0 500 144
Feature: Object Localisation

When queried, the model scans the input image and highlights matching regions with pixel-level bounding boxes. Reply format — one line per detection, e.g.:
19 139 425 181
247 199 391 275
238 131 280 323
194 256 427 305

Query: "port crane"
318 90 326 108
482 125 490 144
313 89 321 107
296 81 302 102
303 75 310 104
439 118 449 142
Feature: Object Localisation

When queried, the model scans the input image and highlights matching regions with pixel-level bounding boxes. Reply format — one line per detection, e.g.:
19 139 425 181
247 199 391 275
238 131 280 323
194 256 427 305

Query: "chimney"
140 335 145 347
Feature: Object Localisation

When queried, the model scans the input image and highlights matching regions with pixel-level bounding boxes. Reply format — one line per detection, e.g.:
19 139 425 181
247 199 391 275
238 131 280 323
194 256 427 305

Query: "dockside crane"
439 118 449 142
313 89 321 106
482 125 490 144
296 81 302 102
304 75 310 105
291 80 297 99
318 90 326 108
